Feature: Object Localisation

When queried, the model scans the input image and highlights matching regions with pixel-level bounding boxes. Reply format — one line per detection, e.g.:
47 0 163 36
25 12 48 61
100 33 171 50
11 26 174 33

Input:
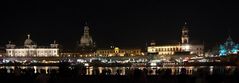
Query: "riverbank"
0 62 237 67
0 69 239 83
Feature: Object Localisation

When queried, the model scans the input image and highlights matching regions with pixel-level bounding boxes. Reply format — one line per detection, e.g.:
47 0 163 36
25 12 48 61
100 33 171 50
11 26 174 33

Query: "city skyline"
1 1 239 83
1 0 239 49
0 22 233 50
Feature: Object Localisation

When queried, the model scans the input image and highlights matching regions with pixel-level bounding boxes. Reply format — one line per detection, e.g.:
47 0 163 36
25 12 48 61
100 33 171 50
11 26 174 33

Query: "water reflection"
85 66 236 75
0 66 59 74
0 66 236 75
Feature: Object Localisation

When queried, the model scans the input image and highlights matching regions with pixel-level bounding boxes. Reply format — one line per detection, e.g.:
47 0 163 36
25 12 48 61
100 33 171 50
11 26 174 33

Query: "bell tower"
181 22 189 44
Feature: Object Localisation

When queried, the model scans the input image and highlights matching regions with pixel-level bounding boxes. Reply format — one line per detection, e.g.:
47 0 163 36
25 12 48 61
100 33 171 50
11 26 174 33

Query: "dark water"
0 66 236 75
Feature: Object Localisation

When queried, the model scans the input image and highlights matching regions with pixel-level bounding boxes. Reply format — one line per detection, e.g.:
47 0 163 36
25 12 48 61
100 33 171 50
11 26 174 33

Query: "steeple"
181 22 189 44
227 35 232 41
83 22 90 37
27 34 30 39
226 28 233 43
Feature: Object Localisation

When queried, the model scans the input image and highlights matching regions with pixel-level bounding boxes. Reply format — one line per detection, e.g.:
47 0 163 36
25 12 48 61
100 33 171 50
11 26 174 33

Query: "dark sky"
1 0 239 49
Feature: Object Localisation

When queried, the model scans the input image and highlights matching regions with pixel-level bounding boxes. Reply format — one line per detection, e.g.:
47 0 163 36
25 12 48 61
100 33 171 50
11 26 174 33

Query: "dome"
24 34 33 45
80 36 93 46
24 39 33 45
79 24 94 47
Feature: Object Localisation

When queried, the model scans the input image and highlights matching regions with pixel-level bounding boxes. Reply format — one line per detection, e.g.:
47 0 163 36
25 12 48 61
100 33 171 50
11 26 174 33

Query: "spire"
181 22 189 44
27 34 30 39
184 17 190 25
54 40 56 44
227 35 232 41
226 28 232 41
84 22 90 35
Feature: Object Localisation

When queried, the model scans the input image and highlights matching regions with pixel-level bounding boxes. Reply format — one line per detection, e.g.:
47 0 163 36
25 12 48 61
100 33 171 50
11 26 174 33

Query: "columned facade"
6 35 59 57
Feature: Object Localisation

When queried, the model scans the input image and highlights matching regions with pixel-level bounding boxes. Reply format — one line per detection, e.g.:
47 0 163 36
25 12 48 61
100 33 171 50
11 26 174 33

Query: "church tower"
24 34 37 48
78 22 96 52
80 22 94 47
181 22 189 44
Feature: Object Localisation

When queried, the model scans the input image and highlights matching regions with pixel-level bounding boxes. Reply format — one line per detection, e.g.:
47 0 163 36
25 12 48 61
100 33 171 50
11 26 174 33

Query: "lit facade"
147 22 204 56
6 35 59 57
148 45 182 55
60 51 96 58
147 44 204 56
96 47 141 57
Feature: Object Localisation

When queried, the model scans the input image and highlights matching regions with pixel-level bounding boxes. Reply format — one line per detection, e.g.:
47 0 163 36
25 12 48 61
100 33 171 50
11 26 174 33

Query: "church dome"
24 34 33 45
80 24 94 47
24 39 33 45
80 36 93 45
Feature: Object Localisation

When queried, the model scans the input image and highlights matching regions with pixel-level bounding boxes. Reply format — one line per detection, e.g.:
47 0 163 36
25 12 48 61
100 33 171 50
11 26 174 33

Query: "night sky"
1 0 239 49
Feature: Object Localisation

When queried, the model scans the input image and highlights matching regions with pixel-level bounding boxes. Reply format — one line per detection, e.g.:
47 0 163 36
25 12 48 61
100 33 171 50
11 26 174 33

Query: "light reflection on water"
0 66 59 74
85 66 235 75
0 66 236 75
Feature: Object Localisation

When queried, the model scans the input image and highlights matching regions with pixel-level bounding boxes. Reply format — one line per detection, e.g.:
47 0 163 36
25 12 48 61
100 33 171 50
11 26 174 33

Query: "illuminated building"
60 50 96 58
147 22 204 56
5 35 59 57
219 36 239 56
0 47 5 57
96 47 141 57
78 22 96 52
61 23 97 58
181 22 189 44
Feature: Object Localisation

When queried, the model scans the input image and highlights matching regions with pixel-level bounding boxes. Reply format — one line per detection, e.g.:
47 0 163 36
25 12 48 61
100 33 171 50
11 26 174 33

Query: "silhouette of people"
36 69 49 83
116 69 121 75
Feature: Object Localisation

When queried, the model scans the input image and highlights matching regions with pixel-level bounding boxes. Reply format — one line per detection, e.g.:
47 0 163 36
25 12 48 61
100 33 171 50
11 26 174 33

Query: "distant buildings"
5 35 59 57
147 22 204 56
1 22 207 63
78 22 96 52
96 47 142 57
